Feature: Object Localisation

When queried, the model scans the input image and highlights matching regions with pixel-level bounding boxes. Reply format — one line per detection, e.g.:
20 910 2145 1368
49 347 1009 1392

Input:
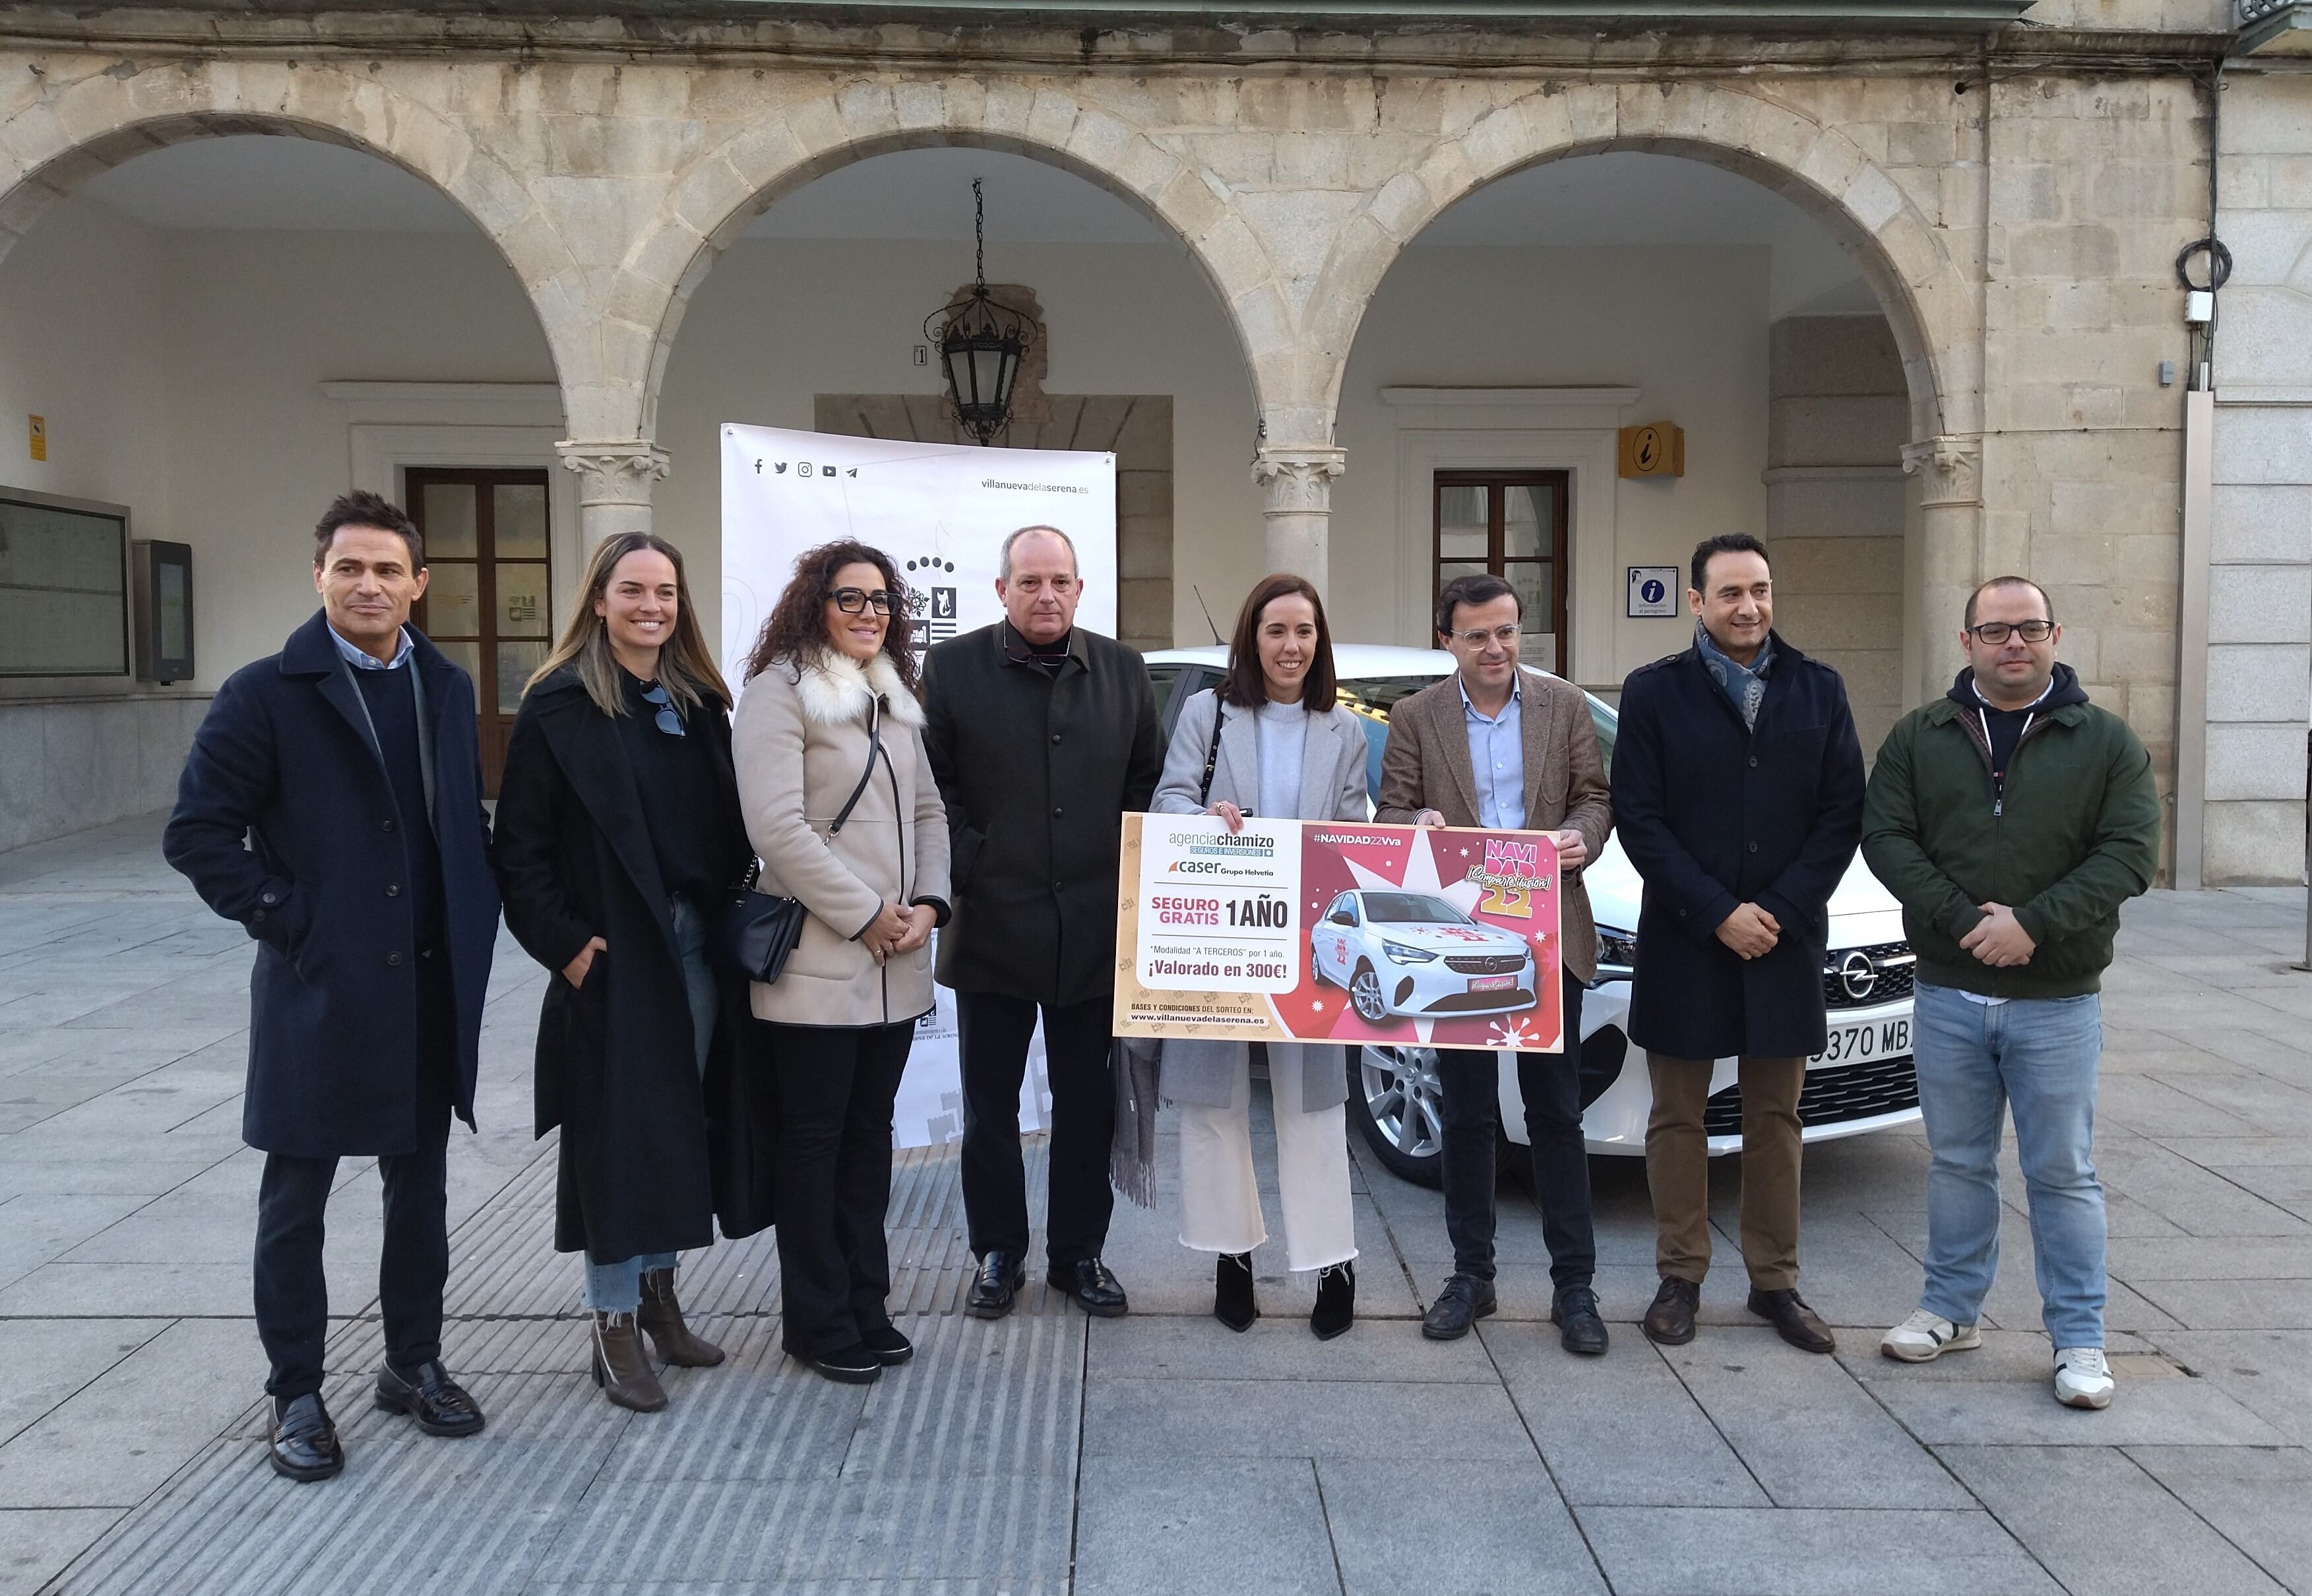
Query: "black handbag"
712 702 886 983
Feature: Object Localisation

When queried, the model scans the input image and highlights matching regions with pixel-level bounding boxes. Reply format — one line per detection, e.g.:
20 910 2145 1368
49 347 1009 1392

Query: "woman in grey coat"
1151 573 1369 1337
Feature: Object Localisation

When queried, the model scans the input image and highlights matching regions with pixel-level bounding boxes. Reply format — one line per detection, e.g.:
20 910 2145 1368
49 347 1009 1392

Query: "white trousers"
1177 1051 1358 1274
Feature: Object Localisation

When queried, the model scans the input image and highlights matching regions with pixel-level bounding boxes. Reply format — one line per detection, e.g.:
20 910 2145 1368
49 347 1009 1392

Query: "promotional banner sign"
720 423 1119 1147
1114 814 1564 1053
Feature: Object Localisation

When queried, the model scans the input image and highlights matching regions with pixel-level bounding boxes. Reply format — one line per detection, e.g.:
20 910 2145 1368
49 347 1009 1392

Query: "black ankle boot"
1214 1252 1257 1332
1311 1260 1356 1340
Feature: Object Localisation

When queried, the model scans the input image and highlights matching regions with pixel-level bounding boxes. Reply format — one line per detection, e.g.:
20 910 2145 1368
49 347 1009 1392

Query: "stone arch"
1297 80 1976 448
612 79 1282 444
0 58 588 396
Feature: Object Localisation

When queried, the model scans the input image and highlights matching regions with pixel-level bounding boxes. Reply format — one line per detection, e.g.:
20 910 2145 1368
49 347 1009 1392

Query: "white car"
1312 888 1540 1022
1144 642 1921 1185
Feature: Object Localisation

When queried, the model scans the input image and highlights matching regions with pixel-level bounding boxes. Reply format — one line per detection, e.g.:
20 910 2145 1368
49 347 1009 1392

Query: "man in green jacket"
1860 576 2158 1411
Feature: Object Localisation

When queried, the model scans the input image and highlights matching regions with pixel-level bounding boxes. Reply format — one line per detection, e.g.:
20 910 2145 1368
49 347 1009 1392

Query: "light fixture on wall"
925 178 1030 447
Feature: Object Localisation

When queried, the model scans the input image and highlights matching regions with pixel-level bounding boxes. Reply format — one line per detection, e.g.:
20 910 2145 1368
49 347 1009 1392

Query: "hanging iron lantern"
925 178 1030 447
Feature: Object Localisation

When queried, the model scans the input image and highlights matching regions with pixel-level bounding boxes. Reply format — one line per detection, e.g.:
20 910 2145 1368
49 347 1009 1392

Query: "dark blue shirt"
353 663 444 943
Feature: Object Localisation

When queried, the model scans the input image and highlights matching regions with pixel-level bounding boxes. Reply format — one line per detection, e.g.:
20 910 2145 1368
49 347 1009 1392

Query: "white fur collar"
794 648 925 729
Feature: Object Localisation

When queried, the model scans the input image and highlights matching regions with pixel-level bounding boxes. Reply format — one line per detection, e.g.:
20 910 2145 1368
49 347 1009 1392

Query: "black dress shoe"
1420 1274 1497 1341
1214 1253 1257 1332
268 1392 343 1483
966 1251 1026 1320
1047 1257 1129 1318
1642 1276 1700 1345
1748 1287 1837 1353
1551 1285 1610 1356
804 1342 883 1385
374 1359 485 1437
861 1322 914 1366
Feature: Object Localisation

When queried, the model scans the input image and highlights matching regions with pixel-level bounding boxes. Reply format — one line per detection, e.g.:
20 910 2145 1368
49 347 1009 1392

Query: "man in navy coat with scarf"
1611 534 1863 1355
166 491 499 1481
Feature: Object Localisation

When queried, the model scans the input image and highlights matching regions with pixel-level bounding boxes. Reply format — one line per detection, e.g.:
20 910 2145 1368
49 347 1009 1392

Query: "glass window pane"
435 638 480 696
420 482 478 559
1506 561 1551 631
1505 486 1554 560
423 563 480 638
496 562 549 638
1435 562 1489 621
1437 485 1488 561
493 483 548 558
496 640 547 715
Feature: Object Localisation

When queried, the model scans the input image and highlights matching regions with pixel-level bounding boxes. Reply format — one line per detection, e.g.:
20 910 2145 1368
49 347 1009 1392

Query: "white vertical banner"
720 423 1119 1148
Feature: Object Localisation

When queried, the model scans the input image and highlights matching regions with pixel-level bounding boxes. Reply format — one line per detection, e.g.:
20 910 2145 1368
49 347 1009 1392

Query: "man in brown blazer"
1375 572 1613 1353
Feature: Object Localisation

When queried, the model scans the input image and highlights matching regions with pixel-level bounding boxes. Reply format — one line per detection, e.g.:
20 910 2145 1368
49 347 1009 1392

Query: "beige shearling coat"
732 648 951 1029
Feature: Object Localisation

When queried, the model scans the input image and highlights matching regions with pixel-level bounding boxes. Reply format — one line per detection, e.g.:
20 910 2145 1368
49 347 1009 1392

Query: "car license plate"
1469 975 1515 993
1811 1015 1911 1066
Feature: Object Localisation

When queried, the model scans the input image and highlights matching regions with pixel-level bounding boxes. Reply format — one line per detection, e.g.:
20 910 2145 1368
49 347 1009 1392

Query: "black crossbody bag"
712 704 885 983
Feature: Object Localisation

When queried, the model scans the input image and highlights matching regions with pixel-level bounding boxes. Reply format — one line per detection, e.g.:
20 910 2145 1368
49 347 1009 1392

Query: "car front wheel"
1349 960 1389 1023
1349 1043 1444 1187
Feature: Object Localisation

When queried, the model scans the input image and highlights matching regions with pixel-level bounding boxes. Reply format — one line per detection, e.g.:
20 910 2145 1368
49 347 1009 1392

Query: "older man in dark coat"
165 491 499 1482
922 526 1164 1320
1611 534 1863 1354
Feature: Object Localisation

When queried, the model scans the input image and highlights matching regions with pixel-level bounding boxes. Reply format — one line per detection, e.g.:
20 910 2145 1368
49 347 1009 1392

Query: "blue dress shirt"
1458 672 1526 830
328 621 415 671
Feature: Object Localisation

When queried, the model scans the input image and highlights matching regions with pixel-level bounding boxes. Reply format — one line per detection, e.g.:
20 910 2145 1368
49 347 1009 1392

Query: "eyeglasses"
638 680 685 737
1447 624 1522 648
831 588 893 615
1966 619 2054 645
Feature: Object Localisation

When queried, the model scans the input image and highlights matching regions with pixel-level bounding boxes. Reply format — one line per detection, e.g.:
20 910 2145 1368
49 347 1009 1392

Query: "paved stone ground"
2 813 2308 1596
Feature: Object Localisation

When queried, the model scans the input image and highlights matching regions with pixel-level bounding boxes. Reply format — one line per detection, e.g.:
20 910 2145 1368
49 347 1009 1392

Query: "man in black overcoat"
921 526 1164 1320
164 491 499 1481
1611 534 1863 1355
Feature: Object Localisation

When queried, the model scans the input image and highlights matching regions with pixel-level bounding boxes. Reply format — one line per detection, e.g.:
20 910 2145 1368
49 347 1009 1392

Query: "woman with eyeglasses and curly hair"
732 539 950 1385
494 531 751 1414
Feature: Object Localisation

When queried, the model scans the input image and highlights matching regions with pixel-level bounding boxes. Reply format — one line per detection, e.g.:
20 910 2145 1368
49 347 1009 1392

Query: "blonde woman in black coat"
495 532 749 1413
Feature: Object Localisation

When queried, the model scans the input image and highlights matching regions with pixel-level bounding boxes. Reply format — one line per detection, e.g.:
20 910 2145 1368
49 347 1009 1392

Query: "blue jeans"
584 896 719 1314
1912 980 2107 1347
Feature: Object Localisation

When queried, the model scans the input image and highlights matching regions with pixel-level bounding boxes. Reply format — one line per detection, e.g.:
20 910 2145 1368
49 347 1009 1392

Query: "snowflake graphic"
1485 1016 1543 1049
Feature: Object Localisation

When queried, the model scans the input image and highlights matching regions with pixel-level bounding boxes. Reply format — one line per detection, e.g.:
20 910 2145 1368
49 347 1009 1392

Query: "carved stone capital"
1900 435 1983 509
556 440 672 506
1253 446 1348 514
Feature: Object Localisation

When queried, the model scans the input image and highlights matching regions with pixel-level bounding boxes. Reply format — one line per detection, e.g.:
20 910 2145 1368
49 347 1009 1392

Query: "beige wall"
654 237 1261 652
1330 243 1772 680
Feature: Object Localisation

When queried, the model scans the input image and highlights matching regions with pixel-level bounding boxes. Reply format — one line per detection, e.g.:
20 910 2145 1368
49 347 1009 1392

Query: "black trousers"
1437 973 1594 1292
955 990 1115 1268
765 1020 914 1357
253 953 456 1400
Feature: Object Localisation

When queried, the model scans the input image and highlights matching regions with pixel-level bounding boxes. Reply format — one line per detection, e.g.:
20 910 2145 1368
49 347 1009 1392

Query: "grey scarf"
1695 622 1774 731
1108 1035 1163 1209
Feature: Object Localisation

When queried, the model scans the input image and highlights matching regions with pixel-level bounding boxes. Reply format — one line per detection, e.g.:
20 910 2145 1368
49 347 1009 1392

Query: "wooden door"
1433 470 1571 675
406 468 553 796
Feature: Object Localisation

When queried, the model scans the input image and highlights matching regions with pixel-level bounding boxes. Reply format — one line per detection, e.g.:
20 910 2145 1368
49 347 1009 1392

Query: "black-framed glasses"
832 588 893 615
1966 619 2054 645
638 680 685 737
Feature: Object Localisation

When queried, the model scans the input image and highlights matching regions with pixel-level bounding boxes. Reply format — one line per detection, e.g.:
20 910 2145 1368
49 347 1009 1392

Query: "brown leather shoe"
591 1311 668 1412
639 1268 726 1368
1748 1287 1836 1353
1642 1275 1700 1345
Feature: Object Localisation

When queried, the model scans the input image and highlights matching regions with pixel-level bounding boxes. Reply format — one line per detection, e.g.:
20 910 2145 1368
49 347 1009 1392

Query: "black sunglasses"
638 679 684 737
831 587 894 615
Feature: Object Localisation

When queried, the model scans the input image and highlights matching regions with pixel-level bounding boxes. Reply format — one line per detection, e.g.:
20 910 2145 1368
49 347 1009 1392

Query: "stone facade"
0 4 2293 879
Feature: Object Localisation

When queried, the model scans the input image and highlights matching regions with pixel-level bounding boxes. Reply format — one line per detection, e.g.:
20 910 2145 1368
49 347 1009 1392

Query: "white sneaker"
2054 1346 2115 1409
1881 1309 1983 1363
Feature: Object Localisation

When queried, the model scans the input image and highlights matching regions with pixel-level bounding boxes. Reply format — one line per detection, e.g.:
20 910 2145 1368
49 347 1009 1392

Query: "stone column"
556 439 671 551
1900 434 1984 707
1252 445 1347 596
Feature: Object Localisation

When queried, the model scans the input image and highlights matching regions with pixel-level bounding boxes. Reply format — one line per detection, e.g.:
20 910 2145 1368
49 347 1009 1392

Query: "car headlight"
1595 925 1638 977
1381 939 1437 965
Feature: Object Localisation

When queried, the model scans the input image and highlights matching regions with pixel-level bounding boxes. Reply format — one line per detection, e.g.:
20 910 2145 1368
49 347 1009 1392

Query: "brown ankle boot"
591 1311 668 1412
638 1268 726 1368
